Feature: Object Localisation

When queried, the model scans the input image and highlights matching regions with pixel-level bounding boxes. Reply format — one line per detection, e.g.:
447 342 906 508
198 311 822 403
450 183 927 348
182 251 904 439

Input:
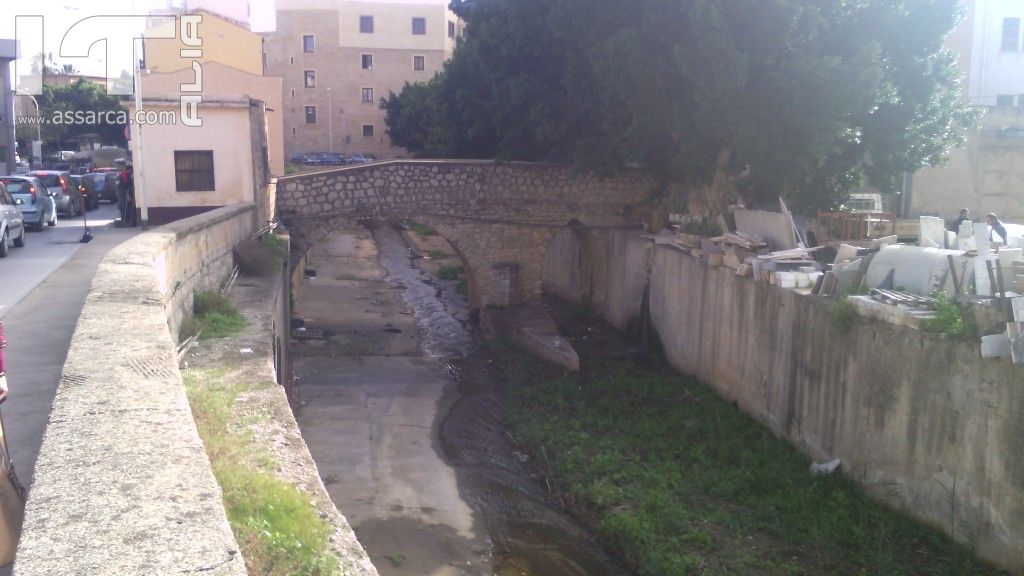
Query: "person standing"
987 212 1008 244
948 208 971 233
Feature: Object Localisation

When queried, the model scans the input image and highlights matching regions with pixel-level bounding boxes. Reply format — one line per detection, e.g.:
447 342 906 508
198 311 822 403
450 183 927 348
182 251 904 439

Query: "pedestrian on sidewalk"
0 322 10 402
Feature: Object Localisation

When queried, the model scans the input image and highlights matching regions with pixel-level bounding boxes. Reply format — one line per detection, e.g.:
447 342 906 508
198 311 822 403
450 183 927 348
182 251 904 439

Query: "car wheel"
33 217 44 232
13 226 25 248
0 230 8 258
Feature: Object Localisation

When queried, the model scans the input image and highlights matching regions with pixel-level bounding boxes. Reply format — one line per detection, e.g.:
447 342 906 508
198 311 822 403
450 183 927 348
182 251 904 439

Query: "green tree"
384 0 978 220
18 79 128 153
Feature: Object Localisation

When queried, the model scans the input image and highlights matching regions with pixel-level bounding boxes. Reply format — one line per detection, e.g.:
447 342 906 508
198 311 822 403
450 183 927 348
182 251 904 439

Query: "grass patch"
455 278 468 296
184 369 339 576
436 263 464 281
921 292 965 337
182 292 246 342
408 220 438 237
428 249 448 259
497 344 1001 576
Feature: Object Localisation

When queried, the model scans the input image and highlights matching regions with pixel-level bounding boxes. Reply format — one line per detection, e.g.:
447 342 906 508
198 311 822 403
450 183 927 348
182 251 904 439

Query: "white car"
0 183 27 258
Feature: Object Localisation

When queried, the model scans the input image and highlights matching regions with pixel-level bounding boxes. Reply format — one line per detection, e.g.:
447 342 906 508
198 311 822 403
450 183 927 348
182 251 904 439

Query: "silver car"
0 176 57 231
30 171 75 217
0 183 26 258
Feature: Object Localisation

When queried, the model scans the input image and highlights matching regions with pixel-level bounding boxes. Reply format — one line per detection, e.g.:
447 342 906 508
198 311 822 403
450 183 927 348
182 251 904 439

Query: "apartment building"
907 0 1024 222
262 0 461 159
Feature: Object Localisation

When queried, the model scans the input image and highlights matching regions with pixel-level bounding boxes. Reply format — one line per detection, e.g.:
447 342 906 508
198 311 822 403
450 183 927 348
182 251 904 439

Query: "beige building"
128 9 283 225
262 0 462 159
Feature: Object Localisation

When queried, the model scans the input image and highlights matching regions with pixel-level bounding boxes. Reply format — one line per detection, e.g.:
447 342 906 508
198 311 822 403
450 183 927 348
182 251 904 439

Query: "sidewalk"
2 224 137 494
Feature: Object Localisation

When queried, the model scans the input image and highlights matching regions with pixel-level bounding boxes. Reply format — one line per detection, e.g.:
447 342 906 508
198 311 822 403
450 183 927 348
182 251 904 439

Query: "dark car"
80 173 113 208
320 153 347 166
0 176 56 230
348 154 372 164
289 152 311 164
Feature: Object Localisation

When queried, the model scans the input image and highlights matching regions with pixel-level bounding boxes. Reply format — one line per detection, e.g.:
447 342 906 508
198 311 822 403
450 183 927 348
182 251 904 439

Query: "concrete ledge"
16 206 256 576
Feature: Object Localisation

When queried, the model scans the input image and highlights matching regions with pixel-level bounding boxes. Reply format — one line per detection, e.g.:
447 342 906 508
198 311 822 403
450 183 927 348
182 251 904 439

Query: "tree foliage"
17 79 128 151
383 0 978 216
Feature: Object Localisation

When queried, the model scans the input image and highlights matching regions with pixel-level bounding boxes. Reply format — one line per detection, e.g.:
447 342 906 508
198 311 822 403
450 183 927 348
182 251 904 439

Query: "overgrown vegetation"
831 296 858 334
921 292 966 337
408 220 438 237
180 292 246 342
497 344 1000 576
184 369 339 576
235 233 288 277
436 263 464 281
428 249 448 259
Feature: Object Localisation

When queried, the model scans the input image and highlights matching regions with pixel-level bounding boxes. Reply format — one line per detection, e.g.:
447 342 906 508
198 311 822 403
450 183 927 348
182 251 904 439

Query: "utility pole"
132 34 148 228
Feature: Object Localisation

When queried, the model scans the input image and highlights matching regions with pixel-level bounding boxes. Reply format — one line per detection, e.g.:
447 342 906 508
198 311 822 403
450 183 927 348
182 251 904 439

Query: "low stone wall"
544 229 1024 574
16 206 256 576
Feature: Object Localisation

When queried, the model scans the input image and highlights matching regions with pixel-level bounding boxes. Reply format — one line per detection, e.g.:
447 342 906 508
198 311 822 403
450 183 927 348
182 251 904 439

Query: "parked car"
76 174 104 210
289 152 311 164
82 172 118 204
348 154 372 164
31 171 75 217
0 183 27 257
0 176 56 231
320 152 348 166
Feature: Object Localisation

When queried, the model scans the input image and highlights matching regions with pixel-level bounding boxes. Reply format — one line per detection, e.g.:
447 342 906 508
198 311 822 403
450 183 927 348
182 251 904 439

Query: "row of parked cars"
289 152 378 166
0 170 120 257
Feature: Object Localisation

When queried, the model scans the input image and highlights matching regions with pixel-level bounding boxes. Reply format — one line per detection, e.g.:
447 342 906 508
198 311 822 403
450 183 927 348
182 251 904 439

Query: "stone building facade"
262 0 462 160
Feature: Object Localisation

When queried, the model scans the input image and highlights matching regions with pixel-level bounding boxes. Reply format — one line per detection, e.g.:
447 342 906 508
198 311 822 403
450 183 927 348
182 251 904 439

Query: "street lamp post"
327 87 333 152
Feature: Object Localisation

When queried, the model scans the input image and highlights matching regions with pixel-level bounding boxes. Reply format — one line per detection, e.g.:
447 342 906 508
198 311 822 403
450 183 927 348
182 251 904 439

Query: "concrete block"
919 216 946 248
981 333 1011 359
1012 298 1024 323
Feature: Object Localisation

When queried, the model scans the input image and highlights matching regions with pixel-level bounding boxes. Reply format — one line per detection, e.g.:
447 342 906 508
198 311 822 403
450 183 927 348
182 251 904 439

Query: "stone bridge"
274 160 662 309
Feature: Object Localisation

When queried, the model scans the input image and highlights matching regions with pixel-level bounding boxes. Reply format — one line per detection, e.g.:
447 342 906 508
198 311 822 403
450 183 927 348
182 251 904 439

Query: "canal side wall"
16 205 256 576
545 229 1024 574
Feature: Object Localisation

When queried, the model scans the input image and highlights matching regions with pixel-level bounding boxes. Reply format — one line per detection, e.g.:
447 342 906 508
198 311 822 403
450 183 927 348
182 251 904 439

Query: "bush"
235 234 287 277
195 292 237 316
831 296 857 334
921 292 965 336
181 292 246 342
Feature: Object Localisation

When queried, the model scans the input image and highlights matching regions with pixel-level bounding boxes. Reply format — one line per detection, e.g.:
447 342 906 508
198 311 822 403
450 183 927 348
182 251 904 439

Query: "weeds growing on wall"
496 340 1001 576
236 233 288 277
184 369 339 576
921 292 966 337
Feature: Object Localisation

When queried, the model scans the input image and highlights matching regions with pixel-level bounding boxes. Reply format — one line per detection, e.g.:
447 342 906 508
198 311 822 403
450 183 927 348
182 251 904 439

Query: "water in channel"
371 223 630 576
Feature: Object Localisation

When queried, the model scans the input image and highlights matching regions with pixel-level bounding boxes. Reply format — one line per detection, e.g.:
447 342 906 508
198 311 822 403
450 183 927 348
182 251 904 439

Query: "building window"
413 55 425 71
361 54 373 69
412 17 426 35
174 150 215 192
1002 18 1020 52
304 70 316 88
448 21 455 38
305 106 317 124
302 35 315 53
362 124 374 138
290 88 295 98
362 87 374 103
360 15 374 33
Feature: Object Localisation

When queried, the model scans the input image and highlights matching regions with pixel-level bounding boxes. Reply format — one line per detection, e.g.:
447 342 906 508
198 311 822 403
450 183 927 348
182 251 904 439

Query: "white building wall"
970 0 1024 106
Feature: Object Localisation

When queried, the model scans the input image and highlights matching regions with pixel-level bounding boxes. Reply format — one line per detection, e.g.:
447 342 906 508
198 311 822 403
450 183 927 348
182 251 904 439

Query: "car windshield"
0 179 30 194
35 173 62 187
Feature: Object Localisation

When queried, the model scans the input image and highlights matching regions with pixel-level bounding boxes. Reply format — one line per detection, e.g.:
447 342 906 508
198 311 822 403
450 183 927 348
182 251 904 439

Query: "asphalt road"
0 202 123 319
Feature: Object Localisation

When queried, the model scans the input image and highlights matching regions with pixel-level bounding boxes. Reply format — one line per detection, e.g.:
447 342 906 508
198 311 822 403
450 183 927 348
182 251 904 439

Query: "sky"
1 0 276 92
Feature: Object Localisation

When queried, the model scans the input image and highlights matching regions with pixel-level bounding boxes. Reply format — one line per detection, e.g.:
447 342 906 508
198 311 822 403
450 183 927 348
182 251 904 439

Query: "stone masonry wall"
542 229 1024 574
277 160 659 308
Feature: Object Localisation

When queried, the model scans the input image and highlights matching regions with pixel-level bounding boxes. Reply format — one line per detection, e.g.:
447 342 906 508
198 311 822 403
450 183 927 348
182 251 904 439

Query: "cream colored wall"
140 63 285 176
333 3 447 50
146 10 264 76
127 101 255 210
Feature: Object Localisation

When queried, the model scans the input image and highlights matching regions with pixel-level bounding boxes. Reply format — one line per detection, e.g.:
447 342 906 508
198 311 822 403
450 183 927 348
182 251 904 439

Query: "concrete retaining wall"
543 229 1024 574
16 205 256 576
